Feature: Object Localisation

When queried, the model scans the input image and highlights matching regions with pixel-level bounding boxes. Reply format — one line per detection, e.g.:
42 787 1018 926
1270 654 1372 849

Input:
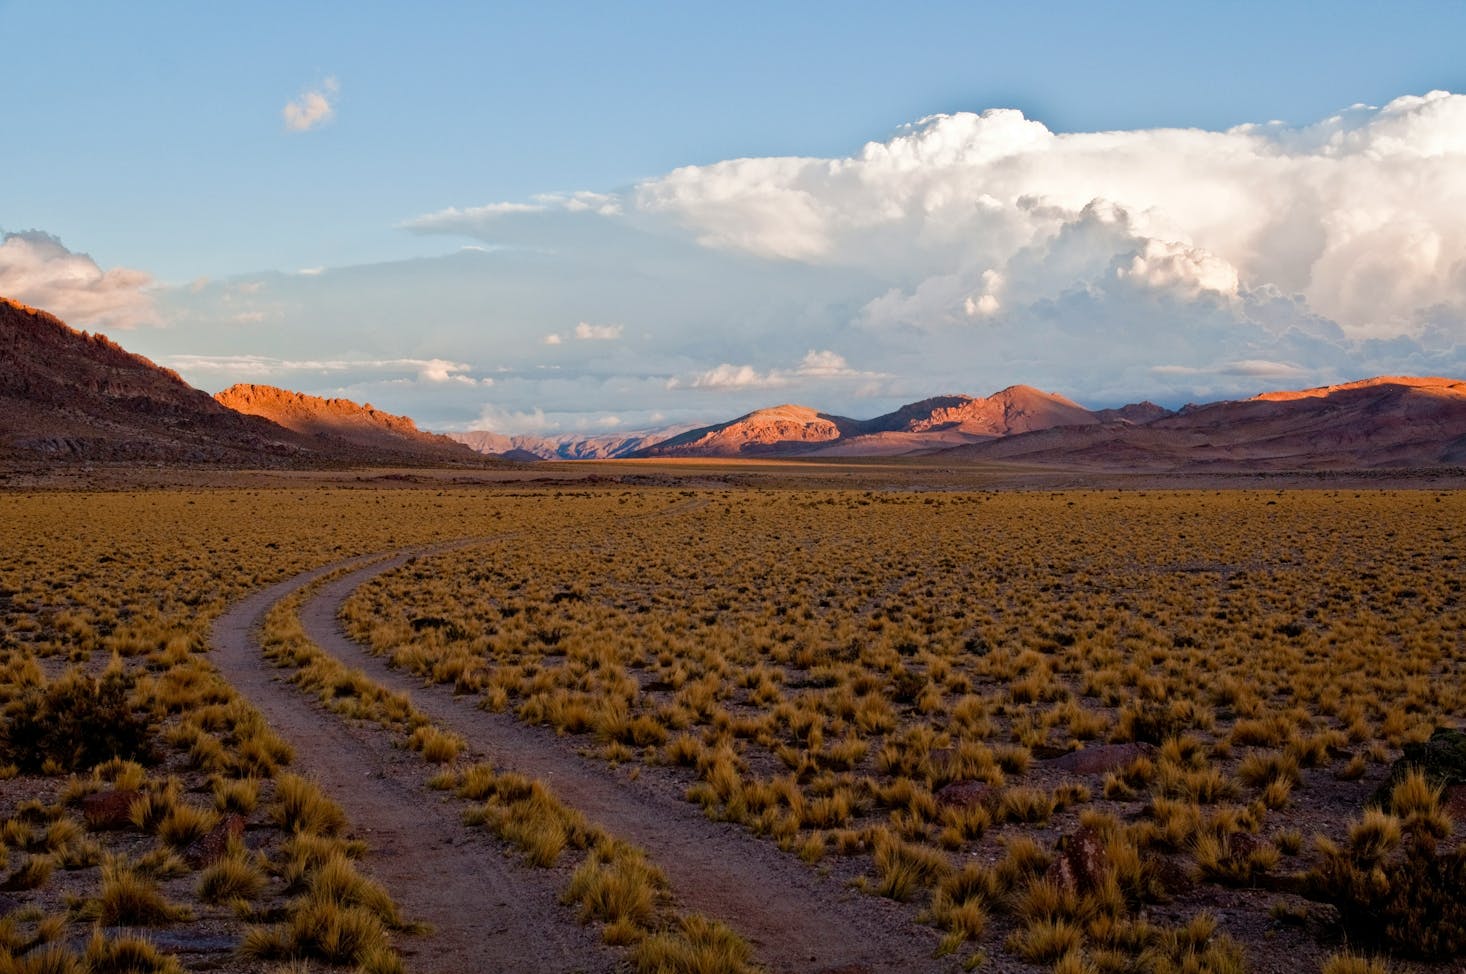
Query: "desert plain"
1 460 1462 974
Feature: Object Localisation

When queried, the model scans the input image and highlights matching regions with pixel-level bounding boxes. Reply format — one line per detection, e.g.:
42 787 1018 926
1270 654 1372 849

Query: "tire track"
298 549 953 974
210 554 620 974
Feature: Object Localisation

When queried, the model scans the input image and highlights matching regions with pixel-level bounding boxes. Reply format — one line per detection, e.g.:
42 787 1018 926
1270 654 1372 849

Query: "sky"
4 1 1466 434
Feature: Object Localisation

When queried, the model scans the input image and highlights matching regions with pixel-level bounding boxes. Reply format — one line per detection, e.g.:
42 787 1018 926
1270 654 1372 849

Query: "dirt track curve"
211 554 619 974
214 533 962 973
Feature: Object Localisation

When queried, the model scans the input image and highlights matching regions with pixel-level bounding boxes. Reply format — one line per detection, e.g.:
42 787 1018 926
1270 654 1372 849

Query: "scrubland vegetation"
260 563 756 971
0 489 603 972
2 485 1462 972
341 488 1466 972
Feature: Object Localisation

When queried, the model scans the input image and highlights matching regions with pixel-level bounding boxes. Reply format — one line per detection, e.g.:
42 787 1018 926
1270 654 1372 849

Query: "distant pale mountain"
449 427 695 460
216 384 477 462
629 386 1128 458
940 377 1466 470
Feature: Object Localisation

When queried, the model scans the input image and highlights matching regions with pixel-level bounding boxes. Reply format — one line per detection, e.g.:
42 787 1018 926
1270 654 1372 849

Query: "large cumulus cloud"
175 92 1466 432
632 91 1466 341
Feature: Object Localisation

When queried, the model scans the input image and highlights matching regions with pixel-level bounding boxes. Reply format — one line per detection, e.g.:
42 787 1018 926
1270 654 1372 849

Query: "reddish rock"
1045 824 1110 896
1445 784 1466 828
80 789 142 830
184 814 247 868
935 780 995 810
1046 742 1156 775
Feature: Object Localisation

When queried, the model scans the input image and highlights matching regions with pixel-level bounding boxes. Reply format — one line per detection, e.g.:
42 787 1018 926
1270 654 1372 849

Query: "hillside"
632 404 862 458
0 297 315 464
216 384 478 462
630 386 1115 458
941 376 1466 470
0 297 492 468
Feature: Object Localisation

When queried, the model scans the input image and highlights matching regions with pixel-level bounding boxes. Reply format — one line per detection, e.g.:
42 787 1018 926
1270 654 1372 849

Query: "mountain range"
0 297 481 467
3 294 1464 471
568 378 1464 468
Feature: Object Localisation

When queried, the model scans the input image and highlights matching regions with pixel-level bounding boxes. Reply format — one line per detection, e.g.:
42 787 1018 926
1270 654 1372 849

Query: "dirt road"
214 537 962 972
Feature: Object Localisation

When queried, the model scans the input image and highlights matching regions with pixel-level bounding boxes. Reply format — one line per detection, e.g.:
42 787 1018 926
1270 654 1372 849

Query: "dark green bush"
1308 835 1466 960
0 666 156 772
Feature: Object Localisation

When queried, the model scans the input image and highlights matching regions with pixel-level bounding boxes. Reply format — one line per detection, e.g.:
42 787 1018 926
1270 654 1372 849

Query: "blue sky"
4 1 1466 432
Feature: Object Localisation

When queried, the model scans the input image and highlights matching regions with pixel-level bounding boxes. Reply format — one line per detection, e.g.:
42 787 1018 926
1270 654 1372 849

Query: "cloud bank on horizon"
8 91 1466 432
0 231 158 331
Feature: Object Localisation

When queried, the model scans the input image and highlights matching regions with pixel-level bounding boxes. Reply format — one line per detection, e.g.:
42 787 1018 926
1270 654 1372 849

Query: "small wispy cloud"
401 192 623 233
165 353 482 385
669 349 881 390
283 76 339 133
574 321 622 341
1152 359 1307 378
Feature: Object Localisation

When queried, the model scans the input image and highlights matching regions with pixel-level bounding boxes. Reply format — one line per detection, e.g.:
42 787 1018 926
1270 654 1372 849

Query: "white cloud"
1152 360 1306 379
670 349 881 390
796 349 852 375
402 192 624 235
0 230 158 329
473 403 553 433
683 363 784 390
535 191 623 216
283 76 339 133
631 93 1466 339
165 353 480 385
1116 239 1239 299
162 91 1466 432
402 201 545 233
573 321 622 341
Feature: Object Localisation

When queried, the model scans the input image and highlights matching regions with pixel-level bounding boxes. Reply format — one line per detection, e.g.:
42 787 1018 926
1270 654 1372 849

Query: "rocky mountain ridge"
215 384 476 461
5 295 1462 471
0 297 489 467
625 385 1162 458
940 376 1466 470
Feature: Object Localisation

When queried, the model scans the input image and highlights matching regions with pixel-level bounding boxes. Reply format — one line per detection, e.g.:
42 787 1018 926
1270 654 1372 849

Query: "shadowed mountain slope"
0 297 492 467
0 297 314 464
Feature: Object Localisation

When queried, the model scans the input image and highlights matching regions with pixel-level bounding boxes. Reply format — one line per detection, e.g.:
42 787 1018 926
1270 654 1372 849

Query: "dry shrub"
0 667 156 773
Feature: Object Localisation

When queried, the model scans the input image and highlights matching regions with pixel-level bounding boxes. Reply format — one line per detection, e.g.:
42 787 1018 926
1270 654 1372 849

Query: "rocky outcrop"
183 813 247 868
1045 824 1110 896
215 383 477 461
79 788 143 830
1045 742 1157 775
